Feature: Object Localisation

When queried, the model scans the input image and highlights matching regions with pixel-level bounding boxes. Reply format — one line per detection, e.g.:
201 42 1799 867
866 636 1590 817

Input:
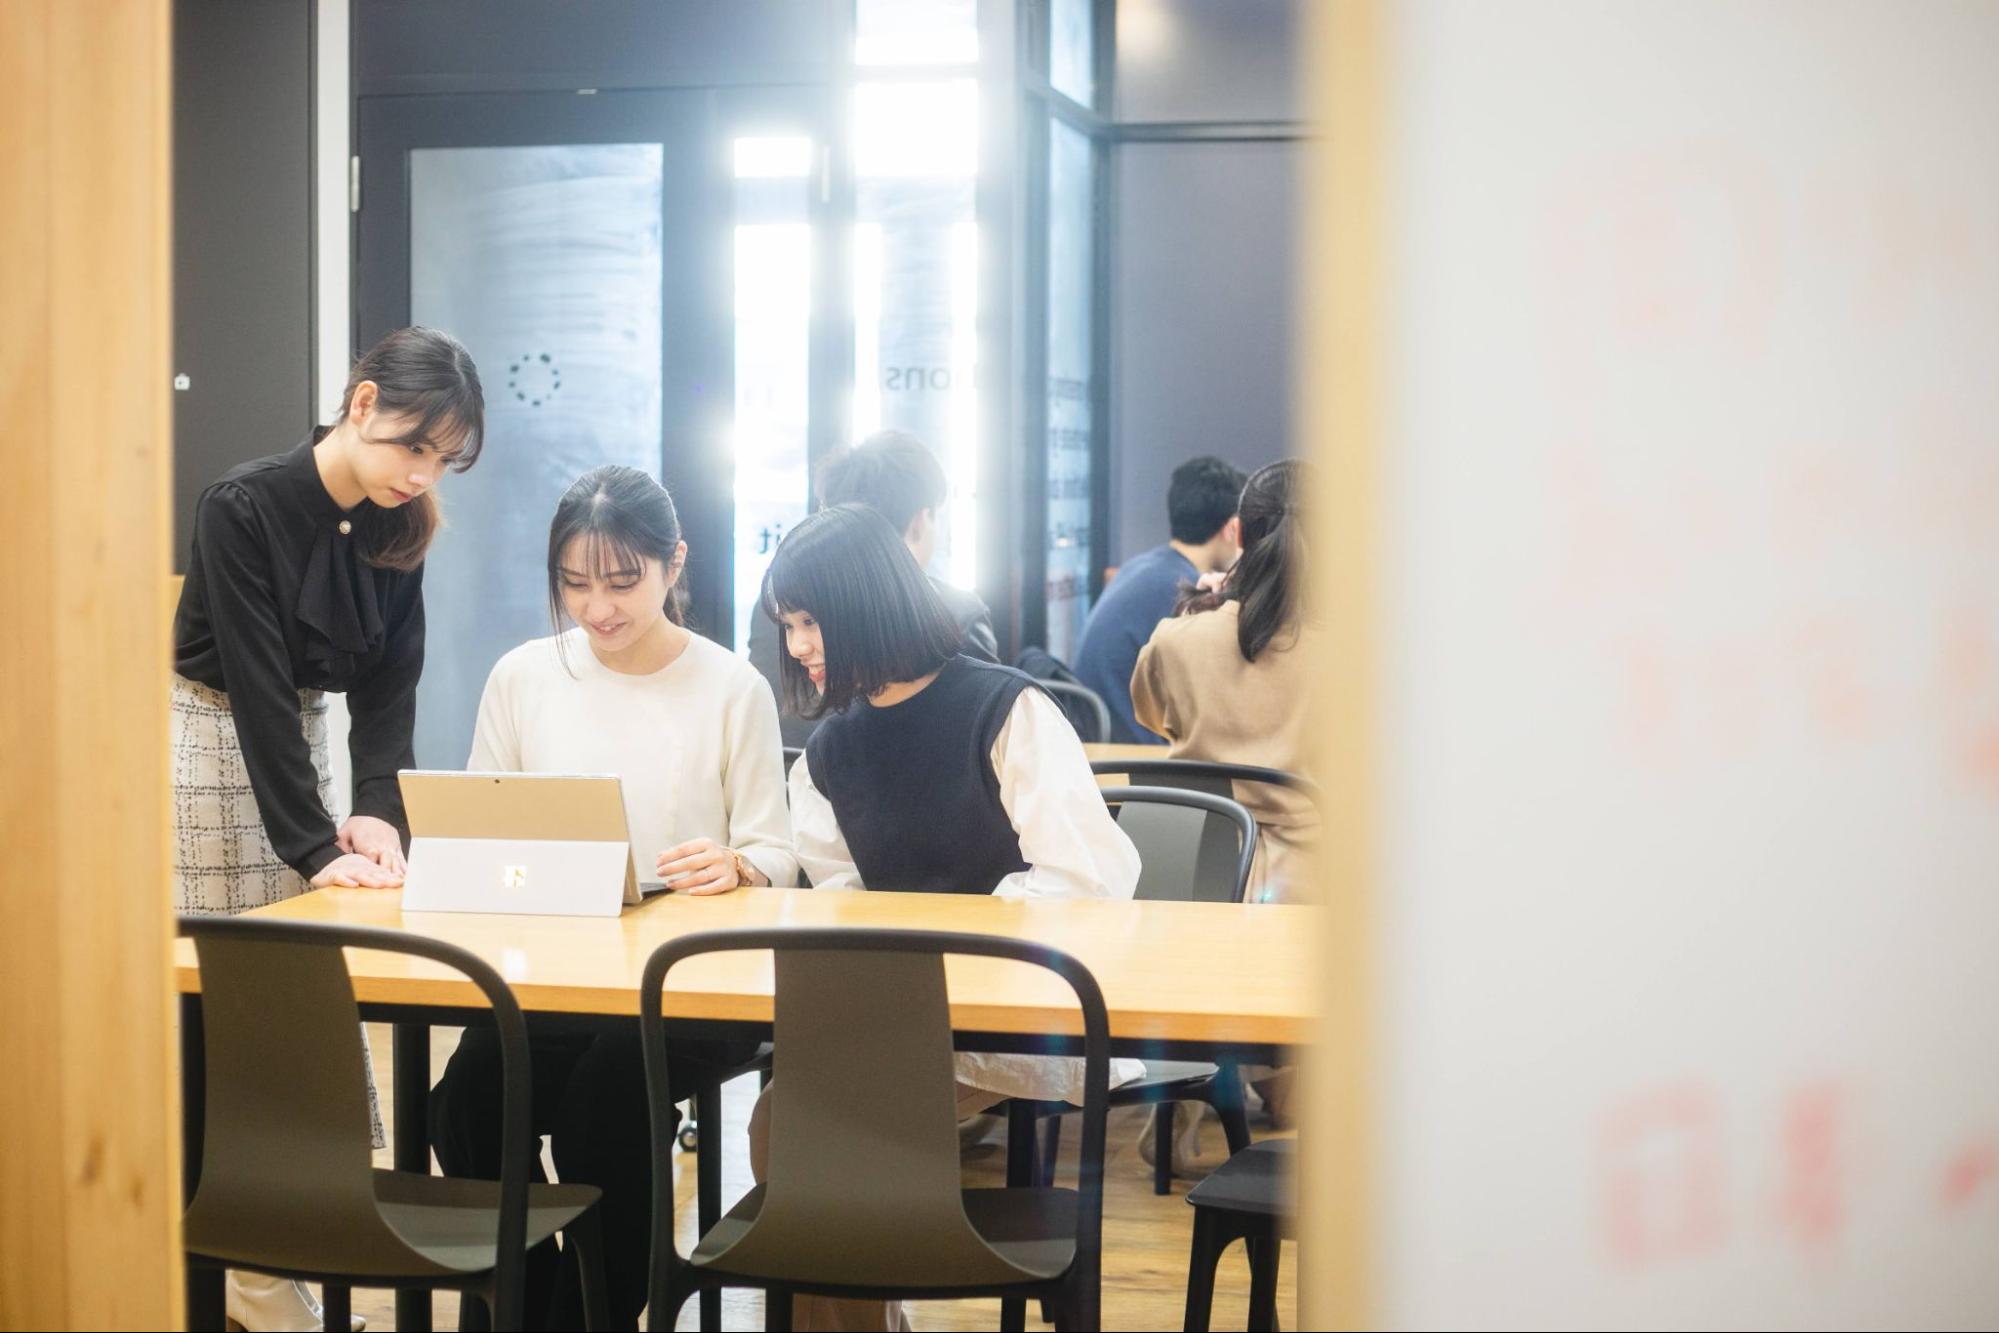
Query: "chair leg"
1155 1101 1178 1195
764 1284 794 1332
999 1295 1026 1333
1182 1209 1223 1333
1073 1261 1102 1333
1037 1112 1063 1321
695 1079 724 1332
1246 1221 1281 1333
322 1283 352 1332
184 1261 225 1332
460 1287 493 1333
566 1206 610 1331
1211 1065 1253 1158
1046 1281 1077 1332
1005 1099 1037 1188
647 1272 695 1333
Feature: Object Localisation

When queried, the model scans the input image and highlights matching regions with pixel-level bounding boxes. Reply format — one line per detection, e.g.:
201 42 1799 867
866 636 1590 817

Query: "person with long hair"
755 503 1142 1331
1133 459 1320 902
1131 460 1318 1149
427 465 793 1330
171 325 485 1330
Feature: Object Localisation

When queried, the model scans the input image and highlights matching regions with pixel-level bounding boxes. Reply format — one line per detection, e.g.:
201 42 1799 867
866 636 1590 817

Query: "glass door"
356 87 830 767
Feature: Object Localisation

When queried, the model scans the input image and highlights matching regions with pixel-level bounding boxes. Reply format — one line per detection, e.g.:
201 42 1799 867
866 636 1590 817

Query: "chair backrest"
1035 679 1113 743
1087 757 1319 807
1099 785 1257 904
781 746 804 774
178 916 534 1320
641 928 1111 1290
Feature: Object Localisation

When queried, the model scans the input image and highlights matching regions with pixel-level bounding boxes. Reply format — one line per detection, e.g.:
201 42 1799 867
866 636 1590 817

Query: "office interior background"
172 0 1303 772
5 0 1999 1328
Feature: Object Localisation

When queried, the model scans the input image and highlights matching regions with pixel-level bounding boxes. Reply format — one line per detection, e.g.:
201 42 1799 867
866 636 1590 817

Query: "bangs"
562 526 650 580
760 545 819 622
378 391 483 469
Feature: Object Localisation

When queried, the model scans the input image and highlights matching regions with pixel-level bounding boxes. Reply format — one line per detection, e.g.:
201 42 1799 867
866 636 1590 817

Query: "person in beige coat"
1131 458 1320 903
1131 460 1316 1145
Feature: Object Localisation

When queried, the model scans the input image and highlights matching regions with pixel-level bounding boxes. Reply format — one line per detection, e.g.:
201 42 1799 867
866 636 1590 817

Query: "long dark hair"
546 466 689 670
1177 460 1304 662
760 504 963 718
338 326 485 571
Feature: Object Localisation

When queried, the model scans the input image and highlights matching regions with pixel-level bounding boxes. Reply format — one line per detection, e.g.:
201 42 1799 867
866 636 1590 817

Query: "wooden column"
1301 1 1383 1328
0 2 181 1328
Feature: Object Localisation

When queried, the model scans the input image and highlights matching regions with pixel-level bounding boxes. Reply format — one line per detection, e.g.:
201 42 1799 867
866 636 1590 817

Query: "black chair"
1183 1139 1293 1333
1009 786 1260 1198
1090 758 1316 899
679 1045 774 1331
780 745 804 774
639 927 1112 1333
1037 678 1114 743
178 915 608 1332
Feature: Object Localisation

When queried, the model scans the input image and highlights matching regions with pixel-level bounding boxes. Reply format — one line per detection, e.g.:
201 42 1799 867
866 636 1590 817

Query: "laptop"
397 771 671 917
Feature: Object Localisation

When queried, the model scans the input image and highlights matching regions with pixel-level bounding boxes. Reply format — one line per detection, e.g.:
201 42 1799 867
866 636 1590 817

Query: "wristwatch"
729 848 756 886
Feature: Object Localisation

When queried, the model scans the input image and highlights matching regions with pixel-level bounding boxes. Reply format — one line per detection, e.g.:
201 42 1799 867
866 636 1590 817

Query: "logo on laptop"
502 864 529 890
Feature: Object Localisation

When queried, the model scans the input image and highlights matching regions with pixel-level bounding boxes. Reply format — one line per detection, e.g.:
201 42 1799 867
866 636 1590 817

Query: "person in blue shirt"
1073 456 1246 743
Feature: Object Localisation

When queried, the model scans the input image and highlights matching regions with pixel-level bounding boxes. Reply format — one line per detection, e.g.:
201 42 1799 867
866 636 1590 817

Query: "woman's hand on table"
311 852 404 889
338 814 408 876
656 838 766 895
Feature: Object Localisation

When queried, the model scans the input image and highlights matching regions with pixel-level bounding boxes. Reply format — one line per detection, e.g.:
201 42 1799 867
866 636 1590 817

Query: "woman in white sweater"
431 465 795 1330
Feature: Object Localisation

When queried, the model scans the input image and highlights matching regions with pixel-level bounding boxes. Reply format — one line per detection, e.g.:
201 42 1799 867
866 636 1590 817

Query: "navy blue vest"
804 655 1037 894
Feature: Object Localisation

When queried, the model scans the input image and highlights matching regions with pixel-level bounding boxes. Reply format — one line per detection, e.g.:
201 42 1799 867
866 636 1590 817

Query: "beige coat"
1130 600 1322 902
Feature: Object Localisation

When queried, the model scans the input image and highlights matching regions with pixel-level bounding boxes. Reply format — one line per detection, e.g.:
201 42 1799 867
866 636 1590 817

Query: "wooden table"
175 887 1316 1330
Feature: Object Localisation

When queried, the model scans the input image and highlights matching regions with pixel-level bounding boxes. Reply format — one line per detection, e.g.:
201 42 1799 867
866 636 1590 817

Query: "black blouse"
174 435 425 879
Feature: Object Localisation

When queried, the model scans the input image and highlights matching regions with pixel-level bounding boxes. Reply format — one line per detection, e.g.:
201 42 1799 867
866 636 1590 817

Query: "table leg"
394 1019 434 1333
180 994 226 1330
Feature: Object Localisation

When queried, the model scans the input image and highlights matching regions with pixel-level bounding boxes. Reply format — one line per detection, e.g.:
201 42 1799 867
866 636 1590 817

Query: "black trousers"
428 1018 755 1331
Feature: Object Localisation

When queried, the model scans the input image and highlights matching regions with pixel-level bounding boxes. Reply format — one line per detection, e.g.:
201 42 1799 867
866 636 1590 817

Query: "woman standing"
171 326 484 1331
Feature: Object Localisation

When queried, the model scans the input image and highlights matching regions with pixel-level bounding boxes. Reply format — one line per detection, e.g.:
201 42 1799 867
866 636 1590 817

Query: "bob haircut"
760 504 963 718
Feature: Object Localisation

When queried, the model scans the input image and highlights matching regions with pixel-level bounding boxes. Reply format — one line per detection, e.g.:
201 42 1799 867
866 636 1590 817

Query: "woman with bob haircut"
428 464 792 1331
752 502 1141 1332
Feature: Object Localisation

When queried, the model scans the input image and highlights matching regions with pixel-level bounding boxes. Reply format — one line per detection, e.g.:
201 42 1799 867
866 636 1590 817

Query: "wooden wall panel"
0 1 181 1328
1300 1 1381 1327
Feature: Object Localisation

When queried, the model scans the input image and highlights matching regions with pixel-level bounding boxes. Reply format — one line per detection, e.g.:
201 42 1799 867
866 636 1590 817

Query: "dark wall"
1110 139 1298 556
1114 0 1304 123
355 0 842 94
172 0 314 570
1106 0 1302 558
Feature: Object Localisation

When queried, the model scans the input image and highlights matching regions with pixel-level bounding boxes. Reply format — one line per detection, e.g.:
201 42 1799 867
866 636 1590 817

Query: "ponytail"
1174 459 1305 663
1230 507 1298 661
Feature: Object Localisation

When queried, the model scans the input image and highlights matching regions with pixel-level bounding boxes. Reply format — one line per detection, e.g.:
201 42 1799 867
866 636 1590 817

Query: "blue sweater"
1072 544 1197 744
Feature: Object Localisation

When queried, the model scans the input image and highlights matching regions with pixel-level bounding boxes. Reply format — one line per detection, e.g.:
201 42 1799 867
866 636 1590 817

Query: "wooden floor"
347 1026 1297 1331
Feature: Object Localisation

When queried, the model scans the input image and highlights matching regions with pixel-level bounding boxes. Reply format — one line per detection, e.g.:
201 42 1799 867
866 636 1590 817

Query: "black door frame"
354 82 838 646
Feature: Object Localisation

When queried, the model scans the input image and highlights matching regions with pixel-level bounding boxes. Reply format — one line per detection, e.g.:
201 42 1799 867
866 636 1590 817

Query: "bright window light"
855 81 978 179
855 0 977 66
733 137 813 179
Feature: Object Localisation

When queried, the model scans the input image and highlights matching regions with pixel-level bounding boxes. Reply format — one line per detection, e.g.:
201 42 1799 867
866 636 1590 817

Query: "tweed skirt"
170 674 384 1147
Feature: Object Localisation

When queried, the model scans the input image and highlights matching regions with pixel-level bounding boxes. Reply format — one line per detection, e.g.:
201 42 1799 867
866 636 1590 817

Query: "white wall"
1373 2 1999 1325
